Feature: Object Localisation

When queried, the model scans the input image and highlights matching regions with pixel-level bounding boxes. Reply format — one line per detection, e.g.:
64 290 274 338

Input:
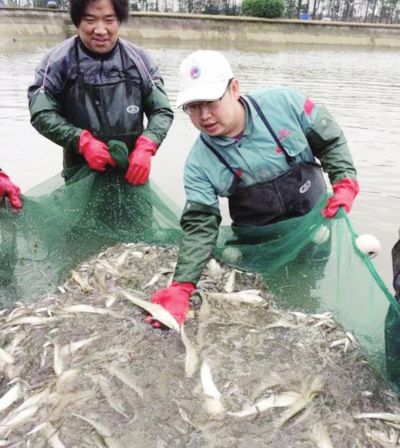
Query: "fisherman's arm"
125 50 174 185
146 202 221 327
142 82 174 146
299 96 359 217
135 47 174 145
147 161 220 326
304 101 357 184
28 88 81 151
29 88 115 171
174 202 221 284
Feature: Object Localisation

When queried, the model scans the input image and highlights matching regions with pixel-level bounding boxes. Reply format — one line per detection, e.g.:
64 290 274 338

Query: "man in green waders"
146 50 359 327
27 0 173 245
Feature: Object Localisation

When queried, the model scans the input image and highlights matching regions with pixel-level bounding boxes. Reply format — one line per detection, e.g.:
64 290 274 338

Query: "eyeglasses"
183 98 222 117
183 81 232 117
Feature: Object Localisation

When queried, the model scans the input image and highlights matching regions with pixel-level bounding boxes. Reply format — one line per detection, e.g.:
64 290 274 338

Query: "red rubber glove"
0 171 22 209
322 178 359 218
125 135 158 185
146 281 196 327
78 130 116 172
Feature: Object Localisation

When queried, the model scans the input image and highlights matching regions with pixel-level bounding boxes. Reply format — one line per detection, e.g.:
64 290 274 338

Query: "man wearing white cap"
146 50 359 327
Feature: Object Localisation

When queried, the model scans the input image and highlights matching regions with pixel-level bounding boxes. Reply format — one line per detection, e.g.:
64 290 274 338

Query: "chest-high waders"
201 95 327 230
62 40 144 179
62 40 151 237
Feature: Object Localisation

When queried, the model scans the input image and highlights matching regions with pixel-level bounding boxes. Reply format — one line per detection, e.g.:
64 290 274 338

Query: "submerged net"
0 168 399 389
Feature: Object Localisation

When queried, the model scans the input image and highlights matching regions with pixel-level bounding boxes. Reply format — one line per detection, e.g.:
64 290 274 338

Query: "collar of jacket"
77 36 120 60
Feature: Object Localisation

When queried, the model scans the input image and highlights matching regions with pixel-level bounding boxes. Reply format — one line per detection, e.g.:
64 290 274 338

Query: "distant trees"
285 0 400 21
133 0 399 22
242 0 285 17
7 0 399 24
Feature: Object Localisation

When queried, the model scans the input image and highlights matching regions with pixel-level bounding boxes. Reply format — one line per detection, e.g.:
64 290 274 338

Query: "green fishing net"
214 199 400 389
0 165 182 304
0 160 399 389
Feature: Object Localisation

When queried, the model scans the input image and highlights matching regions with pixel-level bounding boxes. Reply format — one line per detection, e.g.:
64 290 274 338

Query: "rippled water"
1 39 399 286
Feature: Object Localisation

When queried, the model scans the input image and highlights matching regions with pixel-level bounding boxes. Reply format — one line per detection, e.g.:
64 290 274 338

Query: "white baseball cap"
176 50 233 108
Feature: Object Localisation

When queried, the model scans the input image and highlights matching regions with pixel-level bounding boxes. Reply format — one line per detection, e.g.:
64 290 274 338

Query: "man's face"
77 0 120 54
186 80 244 138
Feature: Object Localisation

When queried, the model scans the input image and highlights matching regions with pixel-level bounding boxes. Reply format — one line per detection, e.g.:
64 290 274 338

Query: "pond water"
1 37 399 288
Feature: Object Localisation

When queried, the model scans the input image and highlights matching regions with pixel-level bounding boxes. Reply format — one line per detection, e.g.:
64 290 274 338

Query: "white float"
312 225 330 245
221 247 243 264
355 234 381 258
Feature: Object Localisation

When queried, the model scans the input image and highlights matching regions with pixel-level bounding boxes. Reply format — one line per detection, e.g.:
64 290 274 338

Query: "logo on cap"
190 65 201 79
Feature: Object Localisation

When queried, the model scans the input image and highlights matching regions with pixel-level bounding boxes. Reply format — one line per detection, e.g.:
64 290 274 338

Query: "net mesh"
0 167 182 303
0 169 399 388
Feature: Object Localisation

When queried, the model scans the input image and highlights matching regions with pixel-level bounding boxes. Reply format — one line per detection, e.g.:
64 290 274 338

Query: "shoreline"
1 9 400 48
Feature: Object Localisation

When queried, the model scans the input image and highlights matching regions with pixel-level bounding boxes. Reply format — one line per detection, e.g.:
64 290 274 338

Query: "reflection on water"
1 38 399 286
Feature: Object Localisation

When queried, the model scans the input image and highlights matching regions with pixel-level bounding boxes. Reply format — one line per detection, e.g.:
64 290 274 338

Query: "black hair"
69 0 129 27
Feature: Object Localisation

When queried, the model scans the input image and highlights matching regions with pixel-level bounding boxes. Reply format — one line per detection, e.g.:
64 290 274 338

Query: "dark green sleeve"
393 239 400 296
306 105 357 184
173 202 221 285
29 88 82 151
142 82 174 146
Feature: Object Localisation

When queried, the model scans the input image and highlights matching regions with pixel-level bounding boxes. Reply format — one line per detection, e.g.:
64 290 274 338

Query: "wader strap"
74 39 82 75
119 43 133 97
200 135 243 182
245 95 295 166
73 39 86 99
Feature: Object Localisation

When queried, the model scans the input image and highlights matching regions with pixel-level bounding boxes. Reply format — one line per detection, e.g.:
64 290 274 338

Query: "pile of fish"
0 242 399 447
